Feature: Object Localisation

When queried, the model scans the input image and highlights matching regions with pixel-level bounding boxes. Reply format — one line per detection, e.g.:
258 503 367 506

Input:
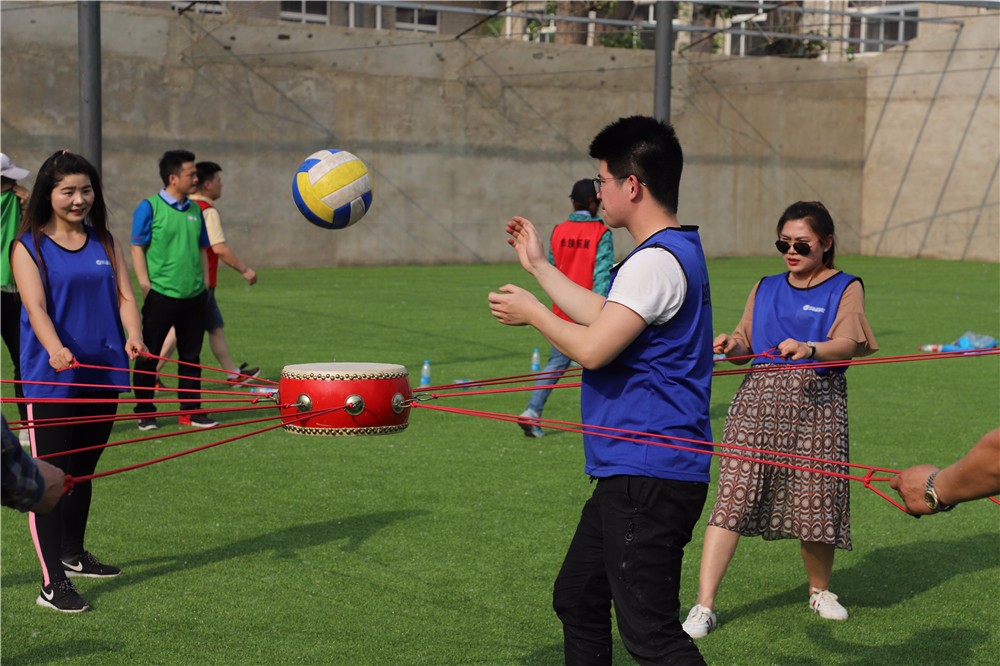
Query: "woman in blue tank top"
10 151 146 613
682 202 878 638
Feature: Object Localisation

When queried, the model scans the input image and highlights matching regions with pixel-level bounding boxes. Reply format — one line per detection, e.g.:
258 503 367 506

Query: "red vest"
550 219 608 321
194 198 220 289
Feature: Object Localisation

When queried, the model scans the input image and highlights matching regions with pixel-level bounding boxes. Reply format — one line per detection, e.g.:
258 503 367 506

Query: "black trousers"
553 475 708 666
28 392 117 586
133 288 208 414
1 291 27 420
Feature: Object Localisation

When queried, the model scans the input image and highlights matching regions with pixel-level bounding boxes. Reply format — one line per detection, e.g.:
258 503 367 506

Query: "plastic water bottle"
531 348 541 372
420 360 432 387
918 344 942 352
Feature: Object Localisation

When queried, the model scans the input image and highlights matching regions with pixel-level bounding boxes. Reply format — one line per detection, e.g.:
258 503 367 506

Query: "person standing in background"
518 178 613 438
154 161 259 404
131 150 216 431
1 153 31 442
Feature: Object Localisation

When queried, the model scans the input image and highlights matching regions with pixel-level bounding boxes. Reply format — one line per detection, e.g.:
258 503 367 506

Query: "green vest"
145 196 206 299
1 189 21 289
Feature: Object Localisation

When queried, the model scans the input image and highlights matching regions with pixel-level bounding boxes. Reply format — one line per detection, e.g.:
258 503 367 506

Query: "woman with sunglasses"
682 201 877 638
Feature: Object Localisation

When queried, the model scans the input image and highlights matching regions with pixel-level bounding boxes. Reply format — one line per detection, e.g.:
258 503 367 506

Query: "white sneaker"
18 429 31 448
809 589 849 621
682 603 717 638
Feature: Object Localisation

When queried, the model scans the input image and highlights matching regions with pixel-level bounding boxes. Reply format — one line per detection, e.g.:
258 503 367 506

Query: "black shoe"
36 579 91 613
137 418 159 431
183 413 218 429
62 551 122 578
229 363 261 385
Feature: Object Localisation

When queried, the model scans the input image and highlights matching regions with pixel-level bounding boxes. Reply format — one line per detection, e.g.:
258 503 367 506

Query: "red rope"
114 352 280 386
61 405 343 493
3 380 264 400
414 402 917 514
713 348 1000 376
13 402 279 432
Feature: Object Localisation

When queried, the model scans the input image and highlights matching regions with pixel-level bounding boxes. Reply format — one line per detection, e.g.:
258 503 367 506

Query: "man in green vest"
130 150 216 431
1 153 31 440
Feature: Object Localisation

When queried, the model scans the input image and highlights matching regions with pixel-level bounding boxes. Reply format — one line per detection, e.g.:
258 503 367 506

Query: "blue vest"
580 226 714 483
750 271 860 374
19 229 129 399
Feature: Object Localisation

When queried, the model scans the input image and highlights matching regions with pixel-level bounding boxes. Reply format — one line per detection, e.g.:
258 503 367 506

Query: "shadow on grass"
6 510 426 596
6 638 124 666
723 531 998 625
802 624 988 665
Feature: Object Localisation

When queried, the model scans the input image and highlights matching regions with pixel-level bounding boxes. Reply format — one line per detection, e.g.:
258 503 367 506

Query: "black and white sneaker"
228 363 261 385
137 418 159 431
62 551 122 578
183 413 219 429
36 579 91 613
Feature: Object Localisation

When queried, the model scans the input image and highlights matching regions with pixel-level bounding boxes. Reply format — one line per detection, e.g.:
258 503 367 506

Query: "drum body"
278 363 412 436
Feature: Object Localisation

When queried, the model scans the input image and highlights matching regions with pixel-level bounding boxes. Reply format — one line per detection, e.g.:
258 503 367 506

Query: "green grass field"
2 256 998 665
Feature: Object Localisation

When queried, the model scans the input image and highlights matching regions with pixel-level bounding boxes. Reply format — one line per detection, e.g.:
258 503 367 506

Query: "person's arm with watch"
889 429 1000 516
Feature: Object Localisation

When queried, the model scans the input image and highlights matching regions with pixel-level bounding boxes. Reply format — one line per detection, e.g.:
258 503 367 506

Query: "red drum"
278 363 412 436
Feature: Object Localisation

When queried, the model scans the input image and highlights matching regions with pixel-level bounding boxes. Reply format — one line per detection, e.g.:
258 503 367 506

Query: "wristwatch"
806 342 817 359
923 470 955 513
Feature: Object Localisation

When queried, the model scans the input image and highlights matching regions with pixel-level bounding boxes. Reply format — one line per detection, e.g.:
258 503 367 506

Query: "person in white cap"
1 153 31 443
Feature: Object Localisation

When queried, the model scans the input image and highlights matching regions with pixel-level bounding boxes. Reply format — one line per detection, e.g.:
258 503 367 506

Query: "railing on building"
169 1 966 59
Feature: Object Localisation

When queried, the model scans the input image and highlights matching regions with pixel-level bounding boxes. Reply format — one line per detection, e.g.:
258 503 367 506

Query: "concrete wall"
0 2 995 267
862 15 999 261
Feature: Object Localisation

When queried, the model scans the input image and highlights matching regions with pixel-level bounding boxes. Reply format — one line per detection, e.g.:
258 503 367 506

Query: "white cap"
0 153 29 180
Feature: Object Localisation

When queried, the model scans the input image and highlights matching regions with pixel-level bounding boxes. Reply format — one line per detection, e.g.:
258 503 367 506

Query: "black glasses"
592 175 648 194
775 240 813 256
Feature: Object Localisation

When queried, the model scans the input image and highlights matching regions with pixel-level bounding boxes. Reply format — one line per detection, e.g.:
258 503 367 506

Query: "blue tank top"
750 271 860 374
581 226 714 483
19 229 129 399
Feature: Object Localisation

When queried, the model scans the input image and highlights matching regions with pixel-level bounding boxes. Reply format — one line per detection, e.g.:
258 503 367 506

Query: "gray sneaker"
517 409 544 438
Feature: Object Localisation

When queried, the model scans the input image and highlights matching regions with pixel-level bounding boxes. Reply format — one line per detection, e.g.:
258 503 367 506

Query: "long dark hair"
776 200 836 269
18 151 119 296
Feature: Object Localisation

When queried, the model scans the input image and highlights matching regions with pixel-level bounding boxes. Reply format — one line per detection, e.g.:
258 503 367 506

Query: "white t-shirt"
606 247 687 326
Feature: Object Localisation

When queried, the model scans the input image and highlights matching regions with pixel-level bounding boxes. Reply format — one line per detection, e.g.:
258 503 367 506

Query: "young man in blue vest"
489 116 713 665
131 150 216 430
518 178 613 438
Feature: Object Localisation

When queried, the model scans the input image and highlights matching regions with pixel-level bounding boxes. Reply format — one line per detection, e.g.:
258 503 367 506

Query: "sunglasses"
775 240 813 256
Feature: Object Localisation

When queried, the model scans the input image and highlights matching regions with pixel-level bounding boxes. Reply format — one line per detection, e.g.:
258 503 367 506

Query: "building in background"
137 1 994 60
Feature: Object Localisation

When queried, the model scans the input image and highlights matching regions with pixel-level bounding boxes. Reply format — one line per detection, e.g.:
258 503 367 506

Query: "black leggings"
27 392 117 586
1 291 27 420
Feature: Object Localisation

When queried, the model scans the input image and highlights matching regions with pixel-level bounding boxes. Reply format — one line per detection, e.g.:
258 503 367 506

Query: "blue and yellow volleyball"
292 149 373 229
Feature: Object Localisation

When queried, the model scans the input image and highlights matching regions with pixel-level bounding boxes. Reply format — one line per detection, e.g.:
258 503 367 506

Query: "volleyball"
292 149 373 229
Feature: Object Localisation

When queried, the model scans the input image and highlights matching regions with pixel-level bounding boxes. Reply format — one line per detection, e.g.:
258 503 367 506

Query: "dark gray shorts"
205 288 225 331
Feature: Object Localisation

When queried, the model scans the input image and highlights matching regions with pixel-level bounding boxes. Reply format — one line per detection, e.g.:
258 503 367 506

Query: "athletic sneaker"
62 551 122 578
137 418 159 431
809 589 849 621
178 414 219 428
18 429 31 448
682 604 717 638
36 579 90 613
227 363 261 385
517 408 544 438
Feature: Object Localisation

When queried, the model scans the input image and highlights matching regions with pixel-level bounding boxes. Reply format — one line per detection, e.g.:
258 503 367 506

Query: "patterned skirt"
707 366 852 550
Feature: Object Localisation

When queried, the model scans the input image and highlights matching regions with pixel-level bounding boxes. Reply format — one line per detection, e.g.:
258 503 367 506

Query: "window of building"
725 12 768 56
281 1 329 25
849 2 919 54
395 7 438 33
